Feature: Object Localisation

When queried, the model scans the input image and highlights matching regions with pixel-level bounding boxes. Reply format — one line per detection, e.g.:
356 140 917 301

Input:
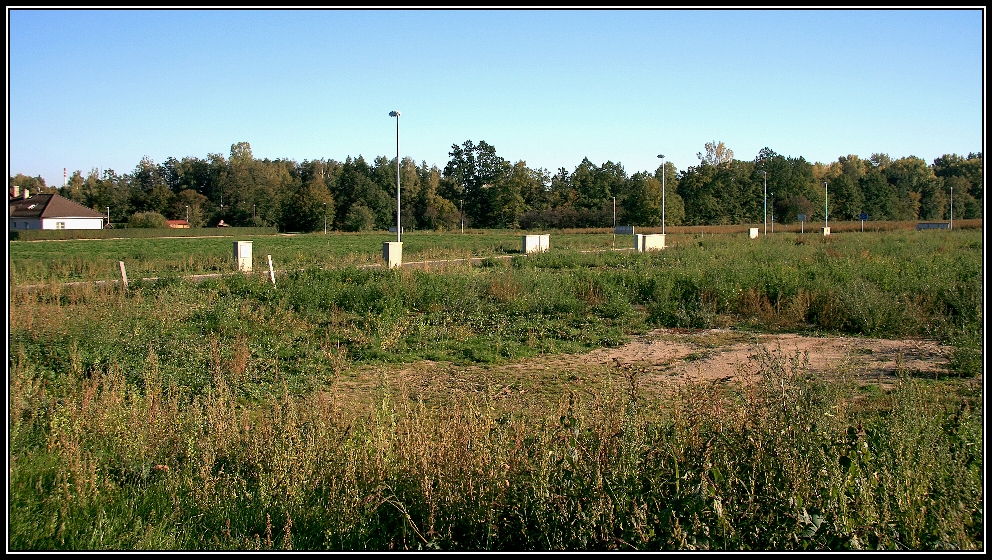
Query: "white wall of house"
9 217 104 230
42 217 104 230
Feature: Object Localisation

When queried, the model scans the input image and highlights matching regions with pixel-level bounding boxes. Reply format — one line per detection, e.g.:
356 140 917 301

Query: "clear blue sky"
7 8 985 188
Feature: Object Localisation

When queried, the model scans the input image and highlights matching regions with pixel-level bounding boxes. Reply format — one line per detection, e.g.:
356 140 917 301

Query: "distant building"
167 219 190 229
9 187 106 230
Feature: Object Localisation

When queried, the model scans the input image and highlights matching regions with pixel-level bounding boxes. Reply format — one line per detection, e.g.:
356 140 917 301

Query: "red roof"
9 193 106 219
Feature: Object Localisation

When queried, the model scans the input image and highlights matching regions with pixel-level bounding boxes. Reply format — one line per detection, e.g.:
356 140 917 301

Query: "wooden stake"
118 261 129 290
267 255 276 287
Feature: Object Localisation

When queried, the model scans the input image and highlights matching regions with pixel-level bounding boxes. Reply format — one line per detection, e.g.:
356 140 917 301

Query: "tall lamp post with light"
390 111 401 242
823 181 830 235
612 196 616 250
383 110 403 268
761 170 767 236
657 154 666 235
949 185 953 230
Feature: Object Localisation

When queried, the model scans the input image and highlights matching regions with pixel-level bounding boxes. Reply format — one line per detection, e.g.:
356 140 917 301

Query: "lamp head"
657 154 664 159
389 111 401 117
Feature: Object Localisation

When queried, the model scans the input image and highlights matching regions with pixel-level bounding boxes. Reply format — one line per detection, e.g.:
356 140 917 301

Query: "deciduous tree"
443 140 510 228
171 189 210 227
697 141 734 166
282 176 334 232
415 164 460 231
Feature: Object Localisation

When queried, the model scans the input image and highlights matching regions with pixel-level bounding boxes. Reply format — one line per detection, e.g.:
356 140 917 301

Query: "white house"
9 187 106 230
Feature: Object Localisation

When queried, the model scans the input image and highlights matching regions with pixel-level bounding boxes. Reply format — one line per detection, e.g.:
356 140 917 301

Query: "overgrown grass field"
12 219 981 285
7 228 984 550
8 230 626 285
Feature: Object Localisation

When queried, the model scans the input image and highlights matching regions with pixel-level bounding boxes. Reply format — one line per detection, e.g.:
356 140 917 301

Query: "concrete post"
233 241 253 272
383 241 403 269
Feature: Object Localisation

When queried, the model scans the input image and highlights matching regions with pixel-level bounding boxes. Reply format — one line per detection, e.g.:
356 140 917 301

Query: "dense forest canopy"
9 141 982 231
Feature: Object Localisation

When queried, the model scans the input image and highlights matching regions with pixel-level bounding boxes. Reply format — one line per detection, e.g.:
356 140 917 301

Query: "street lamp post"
612 196 616 250
770 192 774 233
106 207 110 228
949 185 953 230
460 199 464 234
389 110 401 242
657 154 665 234
761 170 767 236
323 202 327 234
186 205 189 223
823 181 829 229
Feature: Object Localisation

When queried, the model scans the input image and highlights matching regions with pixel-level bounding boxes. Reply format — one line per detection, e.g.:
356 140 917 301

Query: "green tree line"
9 141 982 231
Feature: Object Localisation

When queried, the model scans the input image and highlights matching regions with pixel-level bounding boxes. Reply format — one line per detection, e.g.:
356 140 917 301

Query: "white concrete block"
522 234 550 254
641 233 666 251
383 241 403 268
233 241 252 272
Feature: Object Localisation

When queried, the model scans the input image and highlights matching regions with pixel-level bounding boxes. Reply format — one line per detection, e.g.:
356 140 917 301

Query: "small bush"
128 211 170 228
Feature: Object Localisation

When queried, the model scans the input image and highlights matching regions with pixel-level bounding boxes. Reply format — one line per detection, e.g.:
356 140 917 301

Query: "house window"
24 222 29 229
56 222 66 230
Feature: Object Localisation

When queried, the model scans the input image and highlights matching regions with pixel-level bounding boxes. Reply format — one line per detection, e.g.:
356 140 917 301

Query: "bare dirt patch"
329 329 966 411
578 328 957 391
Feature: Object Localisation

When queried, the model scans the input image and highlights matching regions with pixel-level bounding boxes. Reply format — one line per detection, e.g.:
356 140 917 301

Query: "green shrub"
128 211 170 228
